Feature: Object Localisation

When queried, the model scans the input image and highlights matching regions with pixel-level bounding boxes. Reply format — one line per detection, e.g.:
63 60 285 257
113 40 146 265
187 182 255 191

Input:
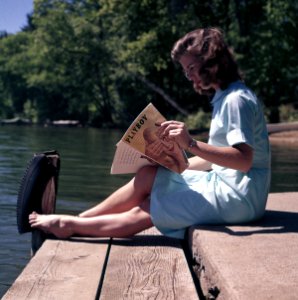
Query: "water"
0 126 297 297
0 126 130 297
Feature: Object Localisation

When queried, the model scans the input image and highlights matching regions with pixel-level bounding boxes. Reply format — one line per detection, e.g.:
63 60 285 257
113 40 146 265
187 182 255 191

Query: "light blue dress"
150 81 271 239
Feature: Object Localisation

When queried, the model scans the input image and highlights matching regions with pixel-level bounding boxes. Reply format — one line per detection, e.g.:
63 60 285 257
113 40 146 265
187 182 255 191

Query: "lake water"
0 126 297 297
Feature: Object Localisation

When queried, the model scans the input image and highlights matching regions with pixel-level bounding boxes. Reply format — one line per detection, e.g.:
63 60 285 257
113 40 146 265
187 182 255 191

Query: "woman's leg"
29 198 153 239
79 166 157 218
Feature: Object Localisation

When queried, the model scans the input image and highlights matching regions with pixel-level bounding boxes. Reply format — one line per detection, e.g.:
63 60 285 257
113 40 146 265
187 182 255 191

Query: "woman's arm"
159 121 253 173
187 156 212 171
188 141 253 173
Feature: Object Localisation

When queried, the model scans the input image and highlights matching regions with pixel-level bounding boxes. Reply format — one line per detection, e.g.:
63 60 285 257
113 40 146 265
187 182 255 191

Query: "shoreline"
267 122 298 145
269 130 298 145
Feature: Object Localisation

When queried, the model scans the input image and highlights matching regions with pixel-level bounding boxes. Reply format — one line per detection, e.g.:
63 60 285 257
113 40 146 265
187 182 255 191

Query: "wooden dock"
189 192 298 300
4 193 298 299
2 227 200 300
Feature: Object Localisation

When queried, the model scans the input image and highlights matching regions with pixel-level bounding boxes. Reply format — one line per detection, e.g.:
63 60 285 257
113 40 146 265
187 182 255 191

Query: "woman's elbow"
235 144 253 173
240 161 252 173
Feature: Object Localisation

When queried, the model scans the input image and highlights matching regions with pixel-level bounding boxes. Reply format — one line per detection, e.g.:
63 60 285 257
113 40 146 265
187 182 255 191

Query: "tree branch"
136 74 188 116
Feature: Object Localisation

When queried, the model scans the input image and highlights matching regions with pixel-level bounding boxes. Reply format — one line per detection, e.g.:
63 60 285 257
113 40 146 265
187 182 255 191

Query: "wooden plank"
100 227 199 299
3 238 110 300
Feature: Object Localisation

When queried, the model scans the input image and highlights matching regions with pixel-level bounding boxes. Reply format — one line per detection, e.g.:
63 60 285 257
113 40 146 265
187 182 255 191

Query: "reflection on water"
0 126 297 297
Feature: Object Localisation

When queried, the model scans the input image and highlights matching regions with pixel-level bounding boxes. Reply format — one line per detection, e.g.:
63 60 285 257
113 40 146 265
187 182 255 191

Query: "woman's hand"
158 120 192 150
157 120 253 173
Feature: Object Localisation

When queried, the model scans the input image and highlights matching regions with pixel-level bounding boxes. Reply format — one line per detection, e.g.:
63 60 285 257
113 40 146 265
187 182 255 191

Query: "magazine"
111 103 189 174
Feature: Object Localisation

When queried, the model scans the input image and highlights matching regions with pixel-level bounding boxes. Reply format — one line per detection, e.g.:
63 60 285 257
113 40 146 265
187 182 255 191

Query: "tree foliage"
0 0 297 126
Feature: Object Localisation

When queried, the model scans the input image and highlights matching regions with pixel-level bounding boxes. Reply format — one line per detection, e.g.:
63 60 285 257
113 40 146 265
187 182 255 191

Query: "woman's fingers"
159 121 191 149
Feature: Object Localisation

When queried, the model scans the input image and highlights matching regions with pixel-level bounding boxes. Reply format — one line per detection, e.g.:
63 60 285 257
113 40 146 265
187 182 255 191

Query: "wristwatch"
188 138 197 151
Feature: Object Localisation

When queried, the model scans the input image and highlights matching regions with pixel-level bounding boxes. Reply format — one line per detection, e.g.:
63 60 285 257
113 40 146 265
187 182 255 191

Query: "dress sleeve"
223 91 256 148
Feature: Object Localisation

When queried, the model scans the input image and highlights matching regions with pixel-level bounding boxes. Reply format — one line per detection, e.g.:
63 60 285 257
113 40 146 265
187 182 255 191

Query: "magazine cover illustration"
111 103 189 174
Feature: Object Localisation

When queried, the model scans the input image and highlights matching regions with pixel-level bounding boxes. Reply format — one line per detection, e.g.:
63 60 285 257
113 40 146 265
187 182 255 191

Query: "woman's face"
179 54 218 94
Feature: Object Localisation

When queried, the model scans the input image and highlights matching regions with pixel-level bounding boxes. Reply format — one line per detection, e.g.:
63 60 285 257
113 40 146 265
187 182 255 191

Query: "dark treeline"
0 0 297 128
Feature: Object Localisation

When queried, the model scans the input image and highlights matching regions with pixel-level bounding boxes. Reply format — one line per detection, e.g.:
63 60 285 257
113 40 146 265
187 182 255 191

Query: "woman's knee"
129 199 152 226
137 165 158 178
134 166 158 193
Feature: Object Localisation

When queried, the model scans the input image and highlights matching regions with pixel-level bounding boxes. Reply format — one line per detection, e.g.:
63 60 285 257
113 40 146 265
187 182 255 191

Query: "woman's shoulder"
224 81 257 105
212 81 257 109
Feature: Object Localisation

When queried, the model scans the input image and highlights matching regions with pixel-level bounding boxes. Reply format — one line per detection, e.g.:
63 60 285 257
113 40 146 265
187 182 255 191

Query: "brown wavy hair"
171 28 242 90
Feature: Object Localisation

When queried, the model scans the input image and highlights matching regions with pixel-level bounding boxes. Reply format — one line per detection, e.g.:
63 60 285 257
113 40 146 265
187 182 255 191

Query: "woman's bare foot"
29 211 74 239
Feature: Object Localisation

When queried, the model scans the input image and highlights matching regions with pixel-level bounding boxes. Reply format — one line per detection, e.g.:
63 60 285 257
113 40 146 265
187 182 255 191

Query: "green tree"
97 0 206 121
225 0 298 122
0 32 32 119
0 0 296 126
28 0 115 124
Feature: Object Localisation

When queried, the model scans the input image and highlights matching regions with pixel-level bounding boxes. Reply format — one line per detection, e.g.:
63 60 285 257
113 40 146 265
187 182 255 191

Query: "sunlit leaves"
0 0 297 125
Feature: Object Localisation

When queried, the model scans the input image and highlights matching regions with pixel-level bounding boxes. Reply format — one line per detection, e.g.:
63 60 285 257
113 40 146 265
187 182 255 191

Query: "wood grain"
4 228 199 299
3 238 110 300
100 227 199 299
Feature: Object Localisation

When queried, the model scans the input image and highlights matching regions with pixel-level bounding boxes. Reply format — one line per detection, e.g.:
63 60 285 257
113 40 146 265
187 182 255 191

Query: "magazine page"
110 140 154 174
111 103 189 174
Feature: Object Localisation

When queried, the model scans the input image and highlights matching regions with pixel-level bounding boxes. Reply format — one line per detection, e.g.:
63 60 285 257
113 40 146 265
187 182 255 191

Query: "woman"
29 28 271 239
